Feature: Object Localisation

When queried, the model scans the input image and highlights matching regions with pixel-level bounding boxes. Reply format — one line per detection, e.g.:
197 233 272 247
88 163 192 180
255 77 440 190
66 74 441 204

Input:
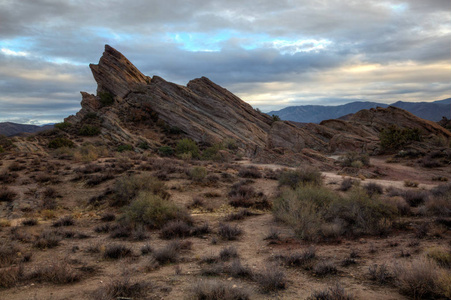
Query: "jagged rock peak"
89 44 150 99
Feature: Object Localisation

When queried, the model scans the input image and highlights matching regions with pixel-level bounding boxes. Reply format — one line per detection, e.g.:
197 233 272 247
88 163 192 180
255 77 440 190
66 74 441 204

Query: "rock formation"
65 45 451 165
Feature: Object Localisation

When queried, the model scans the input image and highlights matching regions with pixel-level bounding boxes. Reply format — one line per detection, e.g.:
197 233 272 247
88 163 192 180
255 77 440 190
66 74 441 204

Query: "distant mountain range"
0 122 54 137
268 98 451 123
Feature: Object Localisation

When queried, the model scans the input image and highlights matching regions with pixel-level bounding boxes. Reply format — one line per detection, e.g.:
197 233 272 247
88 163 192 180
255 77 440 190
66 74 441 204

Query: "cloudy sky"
0 0 450 124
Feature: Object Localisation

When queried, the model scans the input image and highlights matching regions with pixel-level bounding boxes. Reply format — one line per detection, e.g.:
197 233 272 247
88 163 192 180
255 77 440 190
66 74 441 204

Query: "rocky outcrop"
65 45 451 164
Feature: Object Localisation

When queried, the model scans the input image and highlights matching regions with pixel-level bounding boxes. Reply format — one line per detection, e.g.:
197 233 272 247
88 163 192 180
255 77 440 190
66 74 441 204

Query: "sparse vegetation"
379 125 421 151
175 138 200 159
48 137 75 149
339 152 370 168
190 280 250 300
79 124 101 136
278 167 322 188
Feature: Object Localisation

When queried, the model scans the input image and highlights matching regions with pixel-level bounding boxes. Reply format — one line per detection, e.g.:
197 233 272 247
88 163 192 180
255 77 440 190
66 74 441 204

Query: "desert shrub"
153 241 181 264
100 213 116 222
122 192 191 229
141 244 153 255
0 187 17 202
73 144 109 162
313 261 338 277
99 91 114 106
393 257 440 299
137 141 149 150
91 276 150 300
111 174 168 207
427 247 451 269
327 189 395 237
158 146 174 157
159 220 193 239
226 259 253 279
425 197 451 217
109 225 132 239
219 246 239 261
33 230 62 249
404 180 419 187
228 182 270 209
255 264 287 293
54 122 71 131
379 125 421 151
363 182 383 197
0 145 4 153
224 209 257 221
201 263 224 276
48 137 75 149
201 143 223 161
278 167 322 189
431 183 451 198
217 223 243 241
30 260 81 284
273 185 336 240
188 166 208 182
223 138 238 150
368 264 392 284
274 186 395 240
0 244 22 267
0 265 23 288
238 166 262 179
0 171 18 184
275 246 316 268
403 190 430 207
79 124 101 136
339 152 370 168
22 218 38 226
103 244 133 259
309 283 354 300
52 215 74 227
191 222 211 236
339 178 357 191
116 144 133 152
420 156 442 168
175 138 200 159
190 280 250 300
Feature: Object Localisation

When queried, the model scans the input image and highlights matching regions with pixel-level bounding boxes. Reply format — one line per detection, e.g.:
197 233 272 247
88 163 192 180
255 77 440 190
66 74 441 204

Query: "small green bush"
99 91 114 106
339 152 370 168
54 122 71 131
137 141 149 150
158 146 174 157
201 143 223 161
116 144 133 152
380 125 421 151
111 174 168 207
122 192 192 228
175 138 200 159
188 166 208 182
273 186 395 241
278 167 322 189
0 145 5 153
78 125 101 136
272 115 281 122
48 137 75 149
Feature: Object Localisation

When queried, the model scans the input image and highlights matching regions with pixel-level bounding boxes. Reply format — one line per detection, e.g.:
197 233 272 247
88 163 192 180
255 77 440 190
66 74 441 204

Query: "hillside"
0 122 53 137
268 98 451 123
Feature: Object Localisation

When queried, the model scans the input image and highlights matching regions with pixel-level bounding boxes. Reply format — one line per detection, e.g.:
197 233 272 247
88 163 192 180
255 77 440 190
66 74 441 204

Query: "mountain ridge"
268 98 451 123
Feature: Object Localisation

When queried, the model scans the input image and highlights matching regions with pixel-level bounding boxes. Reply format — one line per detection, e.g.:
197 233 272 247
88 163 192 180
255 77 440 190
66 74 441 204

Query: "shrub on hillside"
48 137 75 149
339 152 370 168
379 125 421 151
79 125 101 136
122 192 192 229
99 91 114 106
175 138 200 159
278 167 322 189
158 146 174 157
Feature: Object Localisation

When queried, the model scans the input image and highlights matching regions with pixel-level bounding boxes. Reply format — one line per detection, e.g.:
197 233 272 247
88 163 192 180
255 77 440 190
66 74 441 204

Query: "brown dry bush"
309 283 354 300
0 187 17 202
224 209 258 221
228 182 270 209
91 276 151 300
275 246 316 268
33 230 62 249
218 223 243 241
363 182 383 197
153 241 182 265
238 166 262 178
0 265 23 288
190 279 250 300
226 259 253 279
313 261 338 277
255 264 287 293
159 220 193 239
0 171 18 184
103 244 133 259
29 260 81 284
368 264 392 284
52 215 74 227
393 257 441 299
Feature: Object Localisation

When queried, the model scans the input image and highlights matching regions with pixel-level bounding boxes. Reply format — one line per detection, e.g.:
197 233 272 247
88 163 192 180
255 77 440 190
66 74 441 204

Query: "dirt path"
238 158 439 190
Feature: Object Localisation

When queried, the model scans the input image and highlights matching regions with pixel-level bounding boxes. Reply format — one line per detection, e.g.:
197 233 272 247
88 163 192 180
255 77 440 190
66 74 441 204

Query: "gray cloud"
0 0 449 123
